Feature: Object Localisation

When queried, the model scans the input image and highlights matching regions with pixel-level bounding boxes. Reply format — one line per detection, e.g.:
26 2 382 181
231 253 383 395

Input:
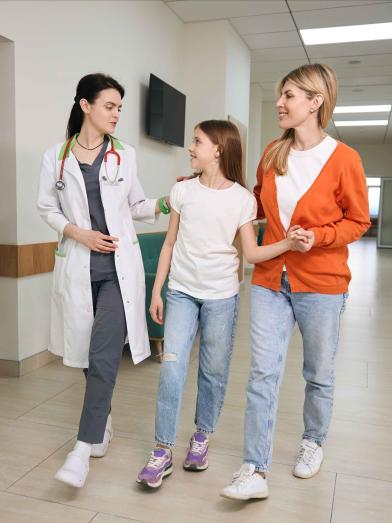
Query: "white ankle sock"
74 440 92 459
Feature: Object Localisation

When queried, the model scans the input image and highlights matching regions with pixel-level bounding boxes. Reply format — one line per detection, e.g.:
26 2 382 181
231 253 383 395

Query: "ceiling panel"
251 46 308 62
337 75 392 87
317 53 392 69
332 65 392 78
293 3 392 29
288 1 390 11
244 31 302 49
230 13 295 35
306 40 392 58
252 58 308 74
333 112 391 121
165 0 287 22
336 126 387 143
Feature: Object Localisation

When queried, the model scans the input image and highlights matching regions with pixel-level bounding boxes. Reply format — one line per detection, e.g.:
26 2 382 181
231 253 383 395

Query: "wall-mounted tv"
146 74 186 147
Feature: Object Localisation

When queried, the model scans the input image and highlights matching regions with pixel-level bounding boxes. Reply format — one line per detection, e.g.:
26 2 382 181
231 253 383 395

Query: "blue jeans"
155 289 239 446
244 273 347 472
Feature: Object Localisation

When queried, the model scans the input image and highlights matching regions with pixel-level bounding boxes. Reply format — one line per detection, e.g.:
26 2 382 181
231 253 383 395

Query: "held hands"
287 225 315 253
78 229 119 253
150 292 164 325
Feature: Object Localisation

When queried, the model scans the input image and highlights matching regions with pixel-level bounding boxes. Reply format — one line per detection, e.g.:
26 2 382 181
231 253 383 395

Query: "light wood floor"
0 238 391 523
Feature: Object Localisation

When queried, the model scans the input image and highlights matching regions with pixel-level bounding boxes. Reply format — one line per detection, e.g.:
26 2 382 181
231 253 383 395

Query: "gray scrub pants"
78 274 127 444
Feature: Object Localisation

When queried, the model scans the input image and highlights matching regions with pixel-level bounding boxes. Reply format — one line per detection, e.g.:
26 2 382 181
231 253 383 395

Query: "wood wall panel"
0 242 57 277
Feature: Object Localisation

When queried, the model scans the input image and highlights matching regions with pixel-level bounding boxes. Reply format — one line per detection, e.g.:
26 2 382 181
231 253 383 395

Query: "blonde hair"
263 63 337 176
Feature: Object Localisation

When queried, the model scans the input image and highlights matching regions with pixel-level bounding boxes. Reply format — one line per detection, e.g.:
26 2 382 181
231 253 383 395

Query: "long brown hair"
196 120 245 187
263 63 337 176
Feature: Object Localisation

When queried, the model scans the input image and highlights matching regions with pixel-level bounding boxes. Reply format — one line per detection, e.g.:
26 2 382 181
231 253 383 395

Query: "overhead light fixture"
300 22 392 45
334 105 391 114
348 60 361 64
335 120 388 127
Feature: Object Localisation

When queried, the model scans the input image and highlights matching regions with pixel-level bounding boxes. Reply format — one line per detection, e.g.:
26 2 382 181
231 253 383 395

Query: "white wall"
247 83 263 190
261 101 281 153
350 144 392 178
225 24 250 131
0 37 16 244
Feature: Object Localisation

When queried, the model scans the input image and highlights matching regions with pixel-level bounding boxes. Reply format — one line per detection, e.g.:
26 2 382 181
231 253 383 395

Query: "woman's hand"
150 293 164 324
77 229 119 253
287 226 315 252
176 173 199 182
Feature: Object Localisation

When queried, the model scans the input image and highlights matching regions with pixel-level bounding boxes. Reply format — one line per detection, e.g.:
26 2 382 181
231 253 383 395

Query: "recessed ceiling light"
335 120 388 127
334 105 391 113
348 60 361 64
300 22 392 45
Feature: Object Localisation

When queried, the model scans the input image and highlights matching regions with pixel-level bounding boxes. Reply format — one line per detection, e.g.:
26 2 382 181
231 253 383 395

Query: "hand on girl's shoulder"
176 173 199 183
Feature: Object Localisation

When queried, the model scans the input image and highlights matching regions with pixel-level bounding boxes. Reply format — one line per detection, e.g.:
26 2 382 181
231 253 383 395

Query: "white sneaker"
293 439 323 479
220 463 269 500
90 414 113 458
54 451 89 488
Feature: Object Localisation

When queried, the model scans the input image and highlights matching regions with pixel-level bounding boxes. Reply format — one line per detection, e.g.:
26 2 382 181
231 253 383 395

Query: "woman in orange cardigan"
221 64 370 500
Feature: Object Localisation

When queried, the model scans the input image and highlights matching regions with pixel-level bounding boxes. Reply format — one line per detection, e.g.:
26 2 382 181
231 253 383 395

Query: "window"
366 178 381 218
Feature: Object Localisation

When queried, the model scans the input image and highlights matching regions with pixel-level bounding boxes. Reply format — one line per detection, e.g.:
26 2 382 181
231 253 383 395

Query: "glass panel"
378 179 392 248
366 177 381 187
368 187 380 218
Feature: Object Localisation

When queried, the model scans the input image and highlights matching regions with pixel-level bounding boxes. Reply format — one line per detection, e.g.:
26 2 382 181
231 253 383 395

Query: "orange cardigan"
252 141 371 294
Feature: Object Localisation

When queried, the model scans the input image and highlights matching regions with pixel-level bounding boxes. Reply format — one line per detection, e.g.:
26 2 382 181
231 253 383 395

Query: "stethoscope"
55 134 121 191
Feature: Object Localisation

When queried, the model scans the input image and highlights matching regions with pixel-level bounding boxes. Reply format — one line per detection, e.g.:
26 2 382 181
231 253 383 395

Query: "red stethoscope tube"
56 135 120 190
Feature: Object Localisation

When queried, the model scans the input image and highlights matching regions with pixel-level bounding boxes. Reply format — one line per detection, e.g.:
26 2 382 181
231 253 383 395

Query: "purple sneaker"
136 447 173 488
183 432 209 471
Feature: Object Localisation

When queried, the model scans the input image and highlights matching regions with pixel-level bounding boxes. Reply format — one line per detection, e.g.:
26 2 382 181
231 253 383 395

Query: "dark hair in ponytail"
66 73 125 139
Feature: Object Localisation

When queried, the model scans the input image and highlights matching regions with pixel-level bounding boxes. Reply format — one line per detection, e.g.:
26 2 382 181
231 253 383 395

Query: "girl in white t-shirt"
137 120 306 489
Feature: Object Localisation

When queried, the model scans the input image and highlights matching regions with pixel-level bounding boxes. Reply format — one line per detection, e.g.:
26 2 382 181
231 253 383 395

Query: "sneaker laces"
231 465 254 486
146 451 168 470
296 442 318 466
190 437 208 455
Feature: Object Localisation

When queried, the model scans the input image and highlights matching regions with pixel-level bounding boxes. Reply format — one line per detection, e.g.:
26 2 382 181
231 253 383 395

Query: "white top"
276 135 338 231
169 177 257 299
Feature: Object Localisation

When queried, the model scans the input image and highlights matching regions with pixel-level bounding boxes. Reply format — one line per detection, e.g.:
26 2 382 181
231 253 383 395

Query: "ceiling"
164 0 392 144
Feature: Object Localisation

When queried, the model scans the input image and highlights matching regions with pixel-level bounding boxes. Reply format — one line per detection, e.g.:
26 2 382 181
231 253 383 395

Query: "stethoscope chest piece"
55 180 66 191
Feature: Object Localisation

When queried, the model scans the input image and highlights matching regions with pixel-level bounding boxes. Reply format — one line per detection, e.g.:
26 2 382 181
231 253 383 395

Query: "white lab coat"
37 139 157 368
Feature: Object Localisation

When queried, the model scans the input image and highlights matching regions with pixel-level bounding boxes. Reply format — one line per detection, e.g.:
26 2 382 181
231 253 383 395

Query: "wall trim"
0 242 57 278
0 350 59 377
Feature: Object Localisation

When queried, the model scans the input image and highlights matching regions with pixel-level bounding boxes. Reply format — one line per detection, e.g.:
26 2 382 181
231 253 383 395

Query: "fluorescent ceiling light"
301 22 392 45
335 120 388 127
334 105 391 114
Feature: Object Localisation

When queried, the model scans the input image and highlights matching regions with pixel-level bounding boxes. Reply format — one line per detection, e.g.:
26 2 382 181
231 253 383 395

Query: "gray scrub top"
78 137 116 281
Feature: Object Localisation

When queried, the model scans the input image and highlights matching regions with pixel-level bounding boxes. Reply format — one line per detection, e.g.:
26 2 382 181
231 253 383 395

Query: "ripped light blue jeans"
155 289 239 446
244 272 348 472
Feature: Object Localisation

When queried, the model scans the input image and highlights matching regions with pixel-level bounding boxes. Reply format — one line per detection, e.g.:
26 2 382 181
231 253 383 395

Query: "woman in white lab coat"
37 73 171 488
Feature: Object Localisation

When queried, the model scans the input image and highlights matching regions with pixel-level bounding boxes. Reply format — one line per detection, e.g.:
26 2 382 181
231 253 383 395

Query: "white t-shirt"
276 135 338 231
169 177 257 299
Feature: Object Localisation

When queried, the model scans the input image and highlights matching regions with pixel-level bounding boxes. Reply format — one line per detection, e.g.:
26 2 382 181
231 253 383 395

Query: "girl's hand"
150 293 164 324
78 229 118 253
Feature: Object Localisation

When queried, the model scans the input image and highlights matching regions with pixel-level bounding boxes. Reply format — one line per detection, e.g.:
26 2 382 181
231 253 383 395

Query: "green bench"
138 232 168 362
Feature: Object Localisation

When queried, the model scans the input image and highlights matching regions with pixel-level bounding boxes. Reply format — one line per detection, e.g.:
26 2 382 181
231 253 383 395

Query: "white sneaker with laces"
220 463 269 500
54 451 89 488
293 439 323 479
90 414 113 458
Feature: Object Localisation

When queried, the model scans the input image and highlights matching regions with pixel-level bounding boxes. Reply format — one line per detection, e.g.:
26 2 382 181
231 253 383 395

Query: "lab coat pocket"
53 253 66 295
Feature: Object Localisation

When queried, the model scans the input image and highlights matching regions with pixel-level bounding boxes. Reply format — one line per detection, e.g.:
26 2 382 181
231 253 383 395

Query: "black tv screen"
146 74 186 147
